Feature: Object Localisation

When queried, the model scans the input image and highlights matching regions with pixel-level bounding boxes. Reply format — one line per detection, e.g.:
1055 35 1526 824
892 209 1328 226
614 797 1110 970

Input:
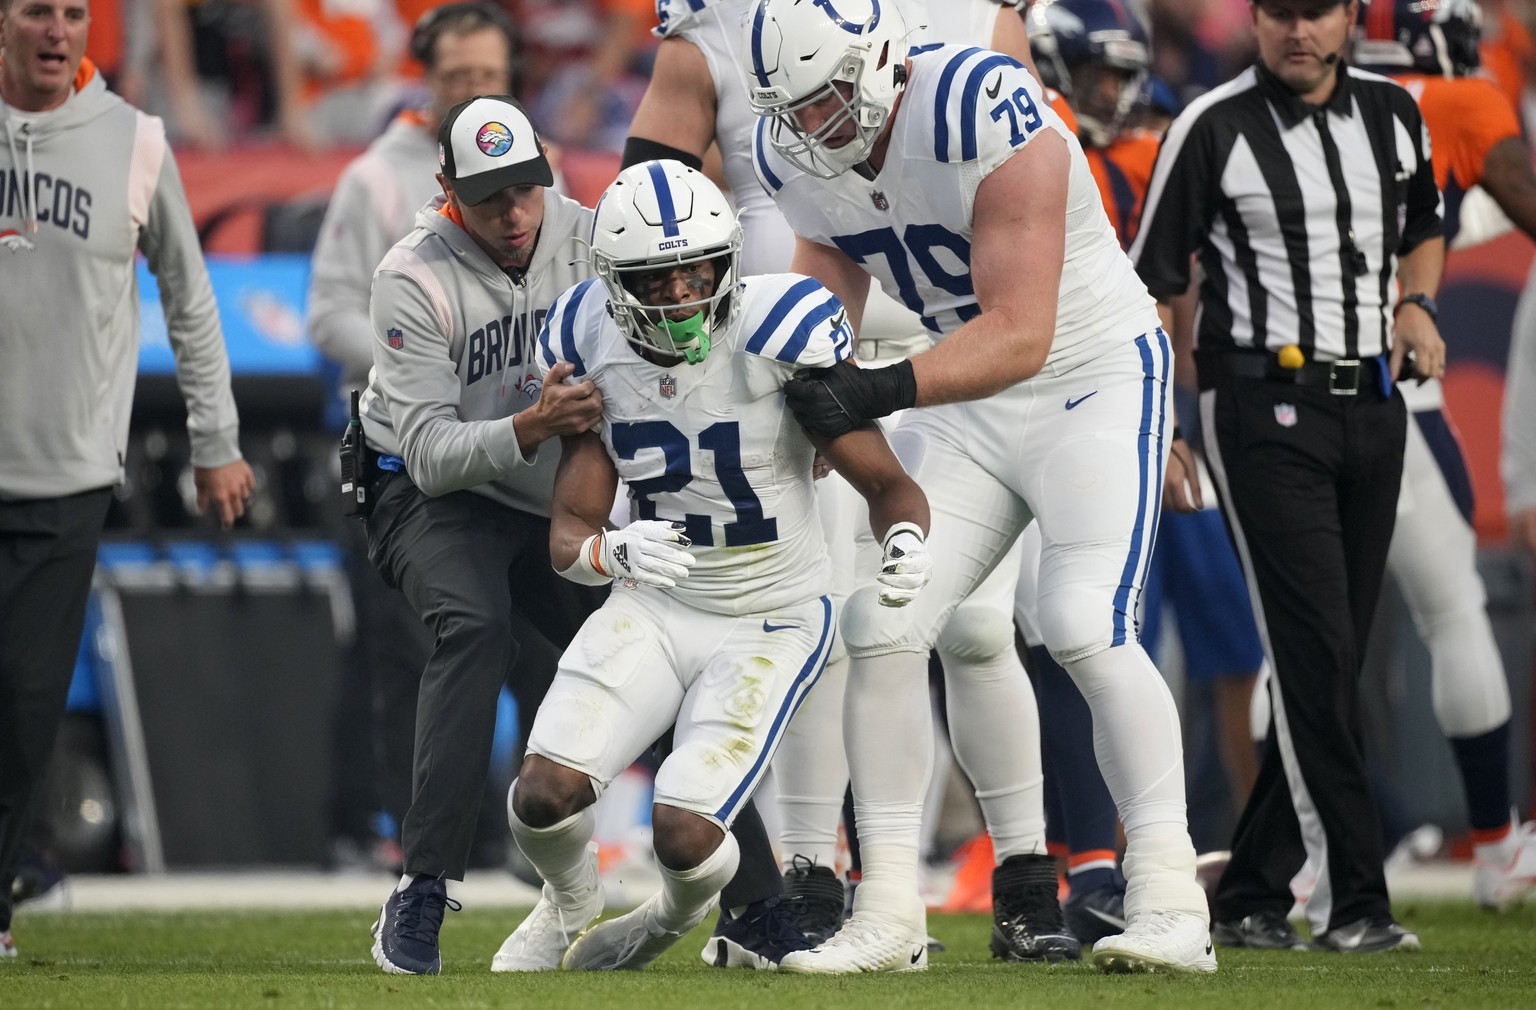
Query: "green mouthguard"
659 311 711 364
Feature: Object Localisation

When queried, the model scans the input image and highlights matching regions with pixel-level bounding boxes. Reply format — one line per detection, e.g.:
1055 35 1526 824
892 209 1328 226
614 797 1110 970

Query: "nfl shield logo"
387 327 404 350
659 374 677 399
1274 403 1298 427
871 190 889 211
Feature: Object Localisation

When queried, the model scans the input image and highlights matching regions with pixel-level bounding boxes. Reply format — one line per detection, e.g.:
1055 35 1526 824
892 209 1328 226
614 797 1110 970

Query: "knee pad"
935 600 1015 663
1037 586 1114 665
841 584 926 658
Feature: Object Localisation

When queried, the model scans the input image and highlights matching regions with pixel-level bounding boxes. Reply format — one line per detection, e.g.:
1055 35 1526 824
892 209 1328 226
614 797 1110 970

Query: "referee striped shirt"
1130 62 1442 361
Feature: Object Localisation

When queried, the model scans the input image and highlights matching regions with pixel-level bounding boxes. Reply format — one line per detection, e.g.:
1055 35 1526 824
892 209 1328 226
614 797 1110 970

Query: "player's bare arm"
549 427 695 589
1479 135 1536 241
907 130 1067 405
549 430 623 571
988 2 1043 81
627 36 718 160
790 235 872 337
810 425 930 542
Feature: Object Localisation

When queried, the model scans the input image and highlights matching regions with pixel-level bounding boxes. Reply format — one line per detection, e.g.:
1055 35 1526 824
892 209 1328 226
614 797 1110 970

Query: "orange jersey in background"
1085 129 1161 249
1396 72 1523 242
1480 2 1536 119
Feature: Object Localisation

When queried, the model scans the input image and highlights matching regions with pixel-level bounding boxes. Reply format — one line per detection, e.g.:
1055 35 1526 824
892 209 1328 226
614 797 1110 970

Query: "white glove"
586 520 696 588
877 522 930 607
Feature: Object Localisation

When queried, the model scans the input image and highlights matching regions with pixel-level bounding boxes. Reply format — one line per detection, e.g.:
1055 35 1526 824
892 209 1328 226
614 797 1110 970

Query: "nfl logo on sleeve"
387 327 404 349
659 374 677 399
1274 403 1297 427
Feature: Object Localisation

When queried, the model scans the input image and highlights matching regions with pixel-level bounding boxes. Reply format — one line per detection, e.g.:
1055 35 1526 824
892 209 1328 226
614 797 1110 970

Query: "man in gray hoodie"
361 94 607 976
306 0 520 872
0 0 254 958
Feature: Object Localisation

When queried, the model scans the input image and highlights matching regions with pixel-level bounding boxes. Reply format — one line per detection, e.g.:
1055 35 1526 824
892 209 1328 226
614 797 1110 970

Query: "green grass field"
3 902 1533 1010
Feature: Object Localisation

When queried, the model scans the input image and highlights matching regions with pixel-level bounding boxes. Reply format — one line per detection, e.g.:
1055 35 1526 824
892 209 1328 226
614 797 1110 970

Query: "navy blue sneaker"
782 856 848 946
1064 881 1127 946
371 875 461 974
700 896 814 969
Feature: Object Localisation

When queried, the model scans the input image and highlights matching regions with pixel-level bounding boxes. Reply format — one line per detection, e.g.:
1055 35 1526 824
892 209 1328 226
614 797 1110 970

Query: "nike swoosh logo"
986 74 1003 100
1065 391 1099 410
830 309 847 332
1205 942 1214 956
910 949 923 964
763 620 799 633
1085 906 1126 928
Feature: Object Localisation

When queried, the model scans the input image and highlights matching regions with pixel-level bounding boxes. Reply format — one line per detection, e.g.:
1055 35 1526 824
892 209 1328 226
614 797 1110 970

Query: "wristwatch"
1395 292 1439 323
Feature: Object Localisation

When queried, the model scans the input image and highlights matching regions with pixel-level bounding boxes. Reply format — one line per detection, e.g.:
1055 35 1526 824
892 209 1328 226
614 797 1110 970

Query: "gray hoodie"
358 190 594 516
1 69 241 500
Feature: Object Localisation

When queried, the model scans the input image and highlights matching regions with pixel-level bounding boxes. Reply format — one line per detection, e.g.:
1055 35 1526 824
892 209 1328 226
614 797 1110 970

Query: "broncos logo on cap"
476 122 514 157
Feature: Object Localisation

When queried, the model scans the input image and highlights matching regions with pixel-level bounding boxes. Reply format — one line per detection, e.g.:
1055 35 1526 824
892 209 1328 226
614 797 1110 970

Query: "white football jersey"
654 0 1005 275
754 44 1160 376
538 273 854 616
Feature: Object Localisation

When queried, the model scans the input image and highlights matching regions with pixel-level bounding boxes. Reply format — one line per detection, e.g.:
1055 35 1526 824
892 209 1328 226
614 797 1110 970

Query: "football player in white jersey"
742 0 1214 974
632 0 1075 966
490 161 932 972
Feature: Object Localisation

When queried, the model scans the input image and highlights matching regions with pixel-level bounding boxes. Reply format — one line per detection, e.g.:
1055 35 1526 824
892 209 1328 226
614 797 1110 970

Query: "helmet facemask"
599 245 740 365
761 50 895 179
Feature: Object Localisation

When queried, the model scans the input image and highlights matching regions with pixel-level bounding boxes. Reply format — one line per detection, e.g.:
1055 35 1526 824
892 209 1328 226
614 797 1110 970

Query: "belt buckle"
1328 360 1361 395
855 339 880 362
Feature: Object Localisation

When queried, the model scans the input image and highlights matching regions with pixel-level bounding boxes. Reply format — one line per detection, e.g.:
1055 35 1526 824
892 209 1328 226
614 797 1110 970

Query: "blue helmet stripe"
749 2 772 88
646 162 682 237
959 55 1021 162
932 47 983 161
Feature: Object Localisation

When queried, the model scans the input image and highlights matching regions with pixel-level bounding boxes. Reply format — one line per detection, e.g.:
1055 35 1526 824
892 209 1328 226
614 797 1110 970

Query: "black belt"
1209 352 1380 396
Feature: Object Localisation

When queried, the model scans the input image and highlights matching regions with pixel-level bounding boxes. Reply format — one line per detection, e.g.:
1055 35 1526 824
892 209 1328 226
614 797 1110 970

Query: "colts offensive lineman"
492 161 932 972
642 0 1069 965
744 0 1213 974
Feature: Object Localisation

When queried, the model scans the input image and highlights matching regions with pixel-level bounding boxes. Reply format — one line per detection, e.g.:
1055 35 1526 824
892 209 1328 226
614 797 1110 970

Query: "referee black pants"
0 487 113 932
1200 369 1406 933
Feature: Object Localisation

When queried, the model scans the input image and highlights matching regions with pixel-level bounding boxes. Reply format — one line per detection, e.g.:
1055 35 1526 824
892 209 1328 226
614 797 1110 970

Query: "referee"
1131 0 1444 953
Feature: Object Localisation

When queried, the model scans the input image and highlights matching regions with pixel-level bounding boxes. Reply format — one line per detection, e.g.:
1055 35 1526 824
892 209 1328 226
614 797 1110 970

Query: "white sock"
1063 644 1189 832
846 651 931 920
940 646 1046 860
1122 824 1206 922
508 795 598 904
656 832 740 932
774 653 850 870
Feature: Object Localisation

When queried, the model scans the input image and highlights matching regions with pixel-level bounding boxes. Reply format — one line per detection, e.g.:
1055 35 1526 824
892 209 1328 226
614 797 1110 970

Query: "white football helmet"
590 160 744 364
743 0 911 178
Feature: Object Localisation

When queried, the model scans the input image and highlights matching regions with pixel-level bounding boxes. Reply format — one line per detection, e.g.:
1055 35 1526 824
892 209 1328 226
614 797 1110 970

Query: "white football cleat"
1091 910 1218 974
491 880 605 971
778 911 928 974
1474 823 1536 912
562 892 714 971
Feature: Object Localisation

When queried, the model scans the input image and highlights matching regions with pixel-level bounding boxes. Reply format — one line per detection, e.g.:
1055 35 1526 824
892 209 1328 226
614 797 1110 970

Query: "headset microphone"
1323 51 1340 64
